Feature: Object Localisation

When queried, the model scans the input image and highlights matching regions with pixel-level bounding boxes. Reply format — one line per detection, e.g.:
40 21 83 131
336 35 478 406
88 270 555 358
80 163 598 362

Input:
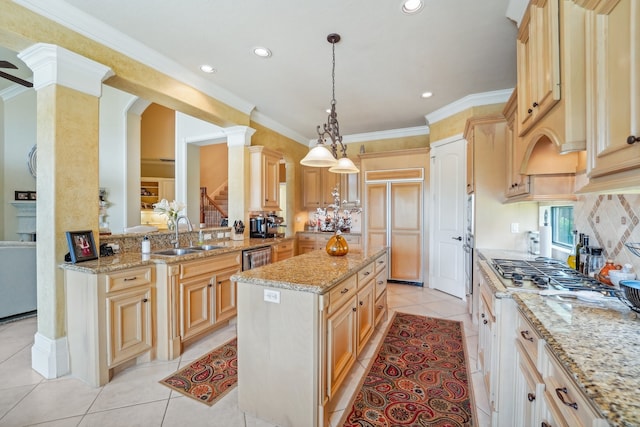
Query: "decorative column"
18 43 113 379
225 126 256 228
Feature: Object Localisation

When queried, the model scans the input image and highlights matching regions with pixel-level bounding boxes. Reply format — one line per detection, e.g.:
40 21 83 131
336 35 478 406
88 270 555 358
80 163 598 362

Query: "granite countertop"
477 248 640 426
231 247 387 294
59 237 294 274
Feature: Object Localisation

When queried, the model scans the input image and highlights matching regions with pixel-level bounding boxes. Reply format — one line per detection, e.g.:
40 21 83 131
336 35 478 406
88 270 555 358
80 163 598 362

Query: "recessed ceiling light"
200 64 216 73
253 47 272 58
421 91 433 98
402 0 423 14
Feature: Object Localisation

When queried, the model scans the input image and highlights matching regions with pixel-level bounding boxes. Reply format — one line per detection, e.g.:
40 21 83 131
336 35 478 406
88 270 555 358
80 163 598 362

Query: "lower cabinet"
296 232 362 255
271 239 294 262
179 273 216 341
65 265 155 386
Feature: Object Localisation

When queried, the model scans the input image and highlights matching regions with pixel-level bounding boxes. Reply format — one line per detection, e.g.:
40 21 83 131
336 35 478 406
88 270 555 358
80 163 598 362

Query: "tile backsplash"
574 194 640 273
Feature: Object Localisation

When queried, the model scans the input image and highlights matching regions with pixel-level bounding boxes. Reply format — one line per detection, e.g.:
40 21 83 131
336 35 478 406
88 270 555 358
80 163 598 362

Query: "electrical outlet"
264 289 280 304
510 222 519 233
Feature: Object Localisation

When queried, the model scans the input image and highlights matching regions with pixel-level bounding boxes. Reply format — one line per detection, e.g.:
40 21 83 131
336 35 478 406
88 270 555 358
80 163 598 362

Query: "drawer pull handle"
377 305 384 309
628 135 640 145
377 260 384 264
341 288 349 294
124 277 137 281
520 330 534 342
359 301 364 306
481 313 485 318
352 307 357 312
483 319 488 325
541 423 551 427
527 392 535 402
363 271 370 276
377 281 384 285
555 387 578 410
142 298 148 303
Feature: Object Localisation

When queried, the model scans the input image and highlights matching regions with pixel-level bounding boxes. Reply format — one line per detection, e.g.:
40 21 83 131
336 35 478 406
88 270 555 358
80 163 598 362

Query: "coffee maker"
249 216 267 238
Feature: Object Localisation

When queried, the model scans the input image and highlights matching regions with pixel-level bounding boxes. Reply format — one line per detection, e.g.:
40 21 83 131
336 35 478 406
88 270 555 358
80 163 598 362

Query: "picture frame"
65 230 98 263
14 191 30 201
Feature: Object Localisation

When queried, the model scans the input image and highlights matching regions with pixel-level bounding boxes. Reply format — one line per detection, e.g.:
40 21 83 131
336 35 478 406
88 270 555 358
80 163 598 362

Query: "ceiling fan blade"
0 70 33 88
0 60 18 69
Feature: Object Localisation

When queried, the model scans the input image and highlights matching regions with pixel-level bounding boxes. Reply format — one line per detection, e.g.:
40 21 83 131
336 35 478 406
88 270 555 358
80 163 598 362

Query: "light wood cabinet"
177 252 241 345
296 232 361 255
517 0 560 136
271 239 294 262
302 166 340 209
503 91 531 198
64 265 155 386
249 146 282 211
582 0 640 191
364 172 423 284
326 292 357 398
340 162 361 206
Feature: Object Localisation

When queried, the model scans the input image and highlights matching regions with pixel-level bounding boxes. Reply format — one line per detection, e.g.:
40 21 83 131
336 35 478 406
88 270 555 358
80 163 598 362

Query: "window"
551 206 574 249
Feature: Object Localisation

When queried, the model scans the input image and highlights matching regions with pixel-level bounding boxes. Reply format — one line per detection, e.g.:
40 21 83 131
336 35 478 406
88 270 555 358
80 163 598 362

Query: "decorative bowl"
609 270 636 287
618 280 640 313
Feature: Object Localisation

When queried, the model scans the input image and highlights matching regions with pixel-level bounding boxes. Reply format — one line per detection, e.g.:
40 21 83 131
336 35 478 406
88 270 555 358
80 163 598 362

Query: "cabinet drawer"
374 291 387 326
516 309 543 367
328 275 357 314
105 267 153 293
275 240 294 251
298 234 316 242
375 267 387 299
543 347 605 426
180 252 241 280
357 262 375 287
341 234 361 245
374 254 387 274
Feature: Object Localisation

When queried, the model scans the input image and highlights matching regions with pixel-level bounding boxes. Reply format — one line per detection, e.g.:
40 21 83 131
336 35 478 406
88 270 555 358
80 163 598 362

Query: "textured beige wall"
141 103 175 161
353 134 429 154
200 144 229 194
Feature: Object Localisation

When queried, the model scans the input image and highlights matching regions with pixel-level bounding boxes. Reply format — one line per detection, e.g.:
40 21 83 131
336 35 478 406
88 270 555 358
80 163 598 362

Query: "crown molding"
425 88 513 125
0 85 31 101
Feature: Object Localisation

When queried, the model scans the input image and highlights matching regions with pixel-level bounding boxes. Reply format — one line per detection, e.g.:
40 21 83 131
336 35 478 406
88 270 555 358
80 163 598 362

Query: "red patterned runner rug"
340 312 475 426
159 338 237 406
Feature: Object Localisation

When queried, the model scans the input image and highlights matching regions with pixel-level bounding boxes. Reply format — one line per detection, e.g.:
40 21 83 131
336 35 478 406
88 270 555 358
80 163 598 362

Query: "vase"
326 233 349 256
167 217 176 231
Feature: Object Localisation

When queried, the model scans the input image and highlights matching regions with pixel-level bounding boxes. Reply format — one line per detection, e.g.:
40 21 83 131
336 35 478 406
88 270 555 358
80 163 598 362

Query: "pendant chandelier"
300 33 359 174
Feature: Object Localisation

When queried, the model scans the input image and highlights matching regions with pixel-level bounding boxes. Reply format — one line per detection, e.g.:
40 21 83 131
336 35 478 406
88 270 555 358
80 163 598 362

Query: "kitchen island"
231 247 388 427
476 249 639 426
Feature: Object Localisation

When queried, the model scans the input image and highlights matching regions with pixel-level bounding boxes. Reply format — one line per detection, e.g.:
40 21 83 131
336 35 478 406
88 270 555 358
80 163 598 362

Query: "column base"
31 332 69 379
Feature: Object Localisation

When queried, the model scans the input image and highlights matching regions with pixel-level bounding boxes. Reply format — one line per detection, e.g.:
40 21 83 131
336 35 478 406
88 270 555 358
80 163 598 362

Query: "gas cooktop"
491 258 618 296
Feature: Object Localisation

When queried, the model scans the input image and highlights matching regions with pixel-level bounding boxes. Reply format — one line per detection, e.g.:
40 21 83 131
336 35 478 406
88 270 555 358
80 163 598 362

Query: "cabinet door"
340 165 360 205
477 292 495 409
365 183 387 251
356 280 375 354
517 0 561 135
321 169 340 205
106 286 153 367
390 181 422 282
302 167 322 209
216 267 238 323
159 179 175 202
586 0 640 180
263 153 280 209
179 275 215 340
326 296 357 398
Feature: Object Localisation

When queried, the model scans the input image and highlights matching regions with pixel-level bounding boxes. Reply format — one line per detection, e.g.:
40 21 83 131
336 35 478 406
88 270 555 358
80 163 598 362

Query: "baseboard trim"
31 332 70 379
388 280 424 287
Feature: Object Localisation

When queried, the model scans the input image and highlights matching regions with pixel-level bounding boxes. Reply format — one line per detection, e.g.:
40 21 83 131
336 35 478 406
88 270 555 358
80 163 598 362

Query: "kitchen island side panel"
237 282 322 427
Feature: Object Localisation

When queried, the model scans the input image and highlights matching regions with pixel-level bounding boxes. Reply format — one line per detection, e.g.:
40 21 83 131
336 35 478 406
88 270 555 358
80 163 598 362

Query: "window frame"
550 205 574 250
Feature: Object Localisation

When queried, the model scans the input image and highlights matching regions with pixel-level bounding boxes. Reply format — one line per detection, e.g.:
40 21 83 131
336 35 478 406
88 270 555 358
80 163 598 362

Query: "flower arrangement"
153 199 185 228
315 186 362 233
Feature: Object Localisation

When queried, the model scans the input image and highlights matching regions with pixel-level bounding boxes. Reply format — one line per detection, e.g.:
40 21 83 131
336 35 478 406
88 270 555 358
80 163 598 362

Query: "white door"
429 137 466 298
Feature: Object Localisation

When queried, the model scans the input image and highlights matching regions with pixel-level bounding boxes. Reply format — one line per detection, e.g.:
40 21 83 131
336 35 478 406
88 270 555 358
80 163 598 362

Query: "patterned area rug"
159 338 237 406
340 312 475 426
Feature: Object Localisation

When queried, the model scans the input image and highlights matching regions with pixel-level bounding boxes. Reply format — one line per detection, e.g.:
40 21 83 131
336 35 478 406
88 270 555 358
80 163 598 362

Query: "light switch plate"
510 222 519 233
264 289 280 304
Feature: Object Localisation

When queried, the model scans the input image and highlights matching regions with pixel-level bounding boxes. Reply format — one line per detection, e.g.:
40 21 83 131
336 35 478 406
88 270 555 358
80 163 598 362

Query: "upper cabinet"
249 146 282 211
503 91 531 198
517 0 561 135
517 0 587 154
302 166 340 209
580 0 640 191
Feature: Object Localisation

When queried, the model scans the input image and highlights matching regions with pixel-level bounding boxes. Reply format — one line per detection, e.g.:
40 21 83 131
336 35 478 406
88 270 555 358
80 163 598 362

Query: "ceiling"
2 0 521 144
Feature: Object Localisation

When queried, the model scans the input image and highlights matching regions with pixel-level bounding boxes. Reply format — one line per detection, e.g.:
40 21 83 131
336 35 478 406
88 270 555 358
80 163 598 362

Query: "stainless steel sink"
195 244 225 250
153 248 201 256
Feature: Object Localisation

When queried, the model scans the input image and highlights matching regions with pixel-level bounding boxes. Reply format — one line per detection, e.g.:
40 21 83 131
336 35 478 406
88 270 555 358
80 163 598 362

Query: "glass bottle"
574 232 584 271
578 235 589 275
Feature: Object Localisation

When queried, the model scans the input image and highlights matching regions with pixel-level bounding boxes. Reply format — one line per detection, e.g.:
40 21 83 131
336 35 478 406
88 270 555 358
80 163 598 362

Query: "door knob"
452 236 462 241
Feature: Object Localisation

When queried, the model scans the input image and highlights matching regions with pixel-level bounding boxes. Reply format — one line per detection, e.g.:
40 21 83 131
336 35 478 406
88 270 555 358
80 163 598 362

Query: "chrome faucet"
172 215 193 248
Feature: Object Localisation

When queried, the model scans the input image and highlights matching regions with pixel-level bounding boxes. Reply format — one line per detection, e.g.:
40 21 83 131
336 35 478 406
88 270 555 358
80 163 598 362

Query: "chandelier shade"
300 143 338 167
301 33 359 174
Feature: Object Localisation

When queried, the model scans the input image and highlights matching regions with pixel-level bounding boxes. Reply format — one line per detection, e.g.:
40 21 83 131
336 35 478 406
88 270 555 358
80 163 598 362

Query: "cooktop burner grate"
492 258 618 295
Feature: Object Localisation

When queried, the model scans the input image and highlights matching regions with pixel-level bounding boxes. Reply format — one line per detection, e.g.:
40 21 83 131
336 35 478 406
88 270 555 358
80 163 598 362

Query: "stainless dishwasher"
242 246 272 271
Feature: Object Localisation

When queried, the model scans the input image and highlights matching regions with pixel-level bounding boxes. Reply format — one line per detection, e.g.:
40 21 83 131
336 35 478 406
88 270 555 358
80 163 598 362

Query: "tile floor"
0 283 490 427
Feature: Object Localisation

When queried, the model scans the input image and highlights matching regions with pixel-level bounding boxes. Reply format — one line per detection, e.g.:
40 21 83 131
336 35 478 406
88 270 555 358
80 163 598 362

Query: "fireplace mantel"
11 201 36 241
